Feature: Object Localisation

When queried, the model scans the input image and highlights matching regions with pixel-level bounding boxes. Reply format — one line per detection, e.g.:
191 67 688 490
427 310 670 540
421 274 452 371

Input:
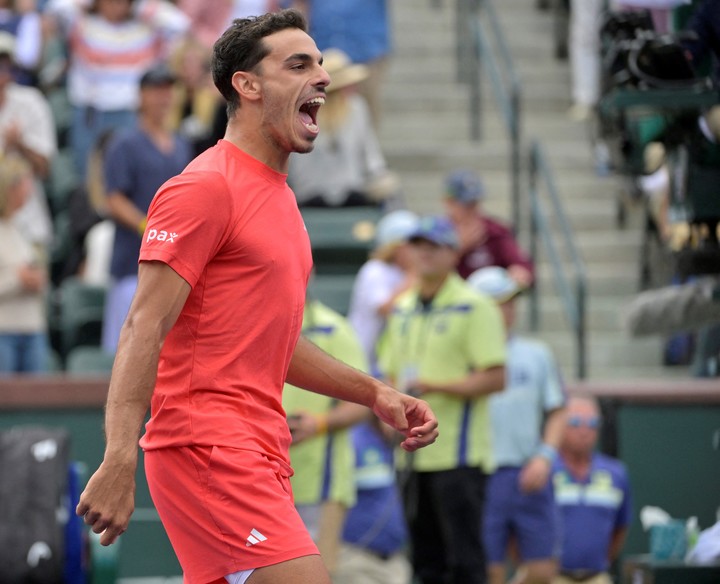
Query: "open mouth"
298 96 325 133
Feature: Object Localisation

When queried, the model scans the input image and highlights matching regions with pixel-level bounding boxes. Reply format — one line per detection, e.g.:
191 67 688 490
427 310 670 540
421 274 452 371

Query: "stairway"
379 0 689 380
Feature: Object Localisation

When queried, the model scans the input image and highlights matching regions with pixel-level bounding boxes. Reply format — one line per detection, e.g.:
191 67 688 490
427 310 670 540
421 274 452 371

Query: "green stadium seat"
58 277 106 359
65 346 115 376
300 207 382 274
307 274 357 316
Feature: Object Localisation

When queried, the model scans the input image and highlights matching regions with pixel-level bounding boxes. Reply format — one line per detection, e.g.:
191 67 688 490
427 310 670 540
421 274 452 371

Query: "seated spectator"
347 209 418 375
552 396 632 584
167 36 222 156
288 48 400 208
284 297 369 578
443 169 534 287
0 154 49 374
0 31 55 253
44 0 189 179
335 417 412 584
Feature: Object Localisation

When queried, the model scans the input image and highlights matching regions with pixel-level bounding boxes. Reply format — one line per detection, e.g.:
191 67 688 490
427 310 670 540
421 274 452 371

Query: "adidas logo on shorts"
245 528 267 547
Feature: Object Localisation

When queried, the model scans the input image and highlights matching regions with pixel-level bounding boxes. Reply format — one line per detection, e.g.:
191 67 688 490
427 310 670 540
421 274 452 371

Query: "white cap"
467 266 521 303
375 210 419 248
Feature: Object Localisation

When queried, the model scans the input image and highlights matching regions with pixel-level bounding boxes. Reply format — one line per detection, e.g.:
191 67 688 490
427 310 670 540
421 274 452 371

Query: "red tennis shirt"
138 140 313 475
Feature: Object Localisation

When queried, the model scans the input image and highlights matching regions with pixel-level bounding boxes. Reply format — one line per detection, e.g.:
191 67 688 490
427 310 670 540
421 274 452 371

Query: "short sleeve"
139 171 232 288
466 294 506 370
615 464 633 529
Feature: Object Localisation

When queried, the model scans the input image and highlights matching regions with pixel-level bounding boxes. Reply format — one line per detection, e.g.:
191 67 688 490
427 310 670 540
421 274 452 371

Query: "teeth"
304 97 325 106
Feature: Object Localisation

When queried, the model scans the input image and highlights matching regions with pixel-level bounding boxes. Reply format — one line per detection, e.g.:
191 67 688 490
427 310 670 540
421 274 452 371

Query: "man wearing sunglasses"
552 396 633 584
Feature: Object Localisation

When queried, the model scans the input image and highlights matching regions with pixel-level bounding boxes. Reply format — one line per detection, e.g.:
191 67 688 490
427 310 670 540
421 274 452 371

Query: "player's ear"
232 71 261 102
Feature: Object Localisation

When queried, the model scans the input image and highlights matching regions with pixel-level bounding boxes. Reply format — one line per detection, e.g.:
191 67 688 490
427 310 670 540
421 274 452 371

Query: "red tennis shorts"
145 445 319 583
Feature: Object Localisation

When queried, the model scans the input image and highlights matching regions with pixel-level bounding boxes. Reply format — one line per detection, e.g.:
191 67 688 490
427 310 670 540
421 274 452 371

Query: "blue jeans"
0 332 49 374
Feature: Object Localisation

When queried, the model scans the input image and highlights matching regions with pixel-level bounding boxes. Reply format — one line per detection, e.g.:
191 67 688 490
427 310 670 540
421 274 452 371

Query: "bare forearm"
107 192 148 233
102 315 163 462
287 336 382 408
542 407 567 449
419 365 505 398
609 528 628 562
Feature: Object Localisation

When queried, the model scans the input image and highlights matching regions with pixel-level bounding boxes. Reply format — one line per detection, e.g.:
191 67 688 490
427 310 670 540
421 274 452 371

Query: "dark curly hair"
212 9 308 117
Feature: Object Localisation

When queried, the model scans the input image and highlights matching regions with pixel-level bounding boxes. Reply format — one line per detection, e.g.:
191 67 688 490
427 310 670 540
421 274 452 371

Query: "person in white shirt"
348 209 418 375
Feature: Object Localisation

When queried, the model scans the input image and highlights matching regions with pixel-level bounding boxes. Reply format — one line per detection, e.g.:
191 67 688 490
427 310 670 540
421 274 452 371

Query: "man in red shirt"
75 10 438 584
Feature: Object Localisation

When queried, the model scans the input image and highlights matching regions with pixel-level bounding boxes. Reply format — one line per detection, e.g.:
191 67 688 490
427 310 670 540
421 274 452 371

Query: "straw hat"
323 49 369 92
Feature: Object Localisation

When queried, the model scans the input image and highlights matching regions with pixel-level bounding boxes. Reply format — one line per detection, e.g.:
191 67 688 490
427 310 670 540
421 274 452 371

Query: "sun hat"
323 48 369 92
445 169 485 204
467 266 522 303
409 215 460 249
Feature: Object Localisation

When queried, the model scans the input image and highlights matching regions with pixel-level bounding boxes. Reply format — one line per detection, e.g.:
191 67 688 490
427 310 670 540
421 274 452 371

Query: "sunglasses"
567 415 600 429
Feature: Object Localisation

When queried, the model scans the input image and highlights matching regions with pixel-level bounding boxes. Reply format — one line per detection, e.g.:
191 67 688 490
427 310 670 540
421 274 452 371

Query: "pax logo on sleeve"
146 228 179 243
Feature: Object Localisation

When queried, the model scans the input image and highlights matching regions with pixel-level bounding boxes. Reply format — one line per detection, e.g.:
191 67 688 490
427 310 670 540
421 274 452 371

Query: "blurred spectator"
0 154 49 374
101 64 192 353
0 31 55 252
348 209 418 375
288 48 399 208
167 36 221 156
378 215 506 584
284 297 369 578
0 0 42 85
552 396 632 584
468 266 567 584
44 0 189 178
60 128 114 283
177 0 280 51
292 0 390 128
335 417 412 584
682 0 720 82
443 169 534 287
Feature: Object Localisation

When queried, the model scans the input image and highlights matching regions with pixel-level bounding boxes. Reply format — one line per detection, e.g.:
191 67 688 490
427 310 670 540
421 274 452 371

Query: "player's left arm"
608 526 629 563
287 336 438 452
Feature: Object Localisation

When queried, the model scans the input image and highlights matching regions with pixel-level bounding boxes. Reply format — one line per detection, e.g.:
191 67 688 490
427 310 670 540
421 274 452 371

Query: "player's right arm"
76 260 191 546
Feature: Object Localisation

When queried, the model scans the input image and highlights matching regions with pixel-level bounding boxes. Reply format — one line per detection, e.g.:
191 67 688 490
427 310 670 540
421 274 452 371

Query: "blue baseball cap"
375 209 419 248
445 169 485 203
409 216 460 249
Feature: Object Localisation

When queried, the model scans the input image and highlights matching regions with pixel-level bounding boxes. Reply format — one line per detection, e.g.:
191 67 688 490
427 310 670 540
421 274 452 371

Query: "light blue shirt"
489 336 566 466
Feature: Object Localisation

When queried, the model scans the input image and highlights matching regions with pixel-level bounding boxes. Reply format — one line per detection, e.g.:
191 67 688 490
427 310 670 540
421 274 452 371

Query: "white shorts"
225 569 254 584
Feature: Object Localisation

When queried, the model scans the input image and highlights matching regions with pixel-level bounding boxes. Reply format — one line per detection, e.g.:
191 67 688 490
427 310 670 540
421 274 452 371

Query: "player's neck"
224 119 289 174
561 447 592 478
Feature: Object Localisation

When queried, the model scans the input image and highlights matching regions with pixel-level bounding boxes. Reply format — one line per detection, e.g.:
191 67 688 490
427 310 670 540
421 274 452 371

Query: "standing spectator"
335 417 413 584
379 215 506 584
288 48 398 208
0 31 55 252
468 266 567 584
443 169 534 287
552 396 632 584
292 0 390 128
101 63 192 353
0 154 49 373
348 209 418 375
284 297 370 577
44 0 189 178
177 0 280 51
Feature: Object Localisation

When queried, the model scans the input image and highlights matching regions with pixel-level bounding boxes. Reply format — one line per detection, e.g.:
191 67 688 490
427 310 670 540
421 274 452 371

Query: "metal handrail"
528 140 588 379
464 0 523 233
